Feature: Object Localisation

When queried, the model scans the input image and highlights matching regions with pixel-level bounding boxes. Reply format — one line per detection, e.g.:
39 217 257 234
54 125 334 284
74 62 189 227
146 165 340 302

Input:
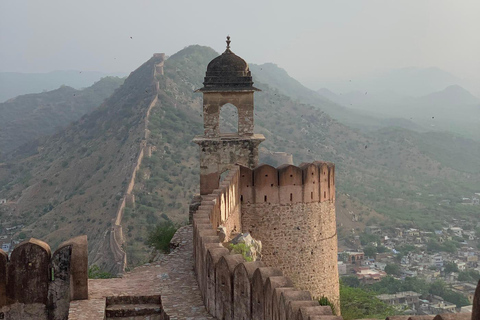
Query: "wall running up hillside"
109 53 165 275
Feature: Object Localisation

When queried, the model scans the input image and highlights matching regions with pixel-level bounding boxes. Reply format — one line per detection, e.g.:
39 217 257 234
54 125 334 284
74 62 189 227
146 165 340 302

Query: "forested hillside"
0 76 124 157
1 45 479 269
0 56 159 271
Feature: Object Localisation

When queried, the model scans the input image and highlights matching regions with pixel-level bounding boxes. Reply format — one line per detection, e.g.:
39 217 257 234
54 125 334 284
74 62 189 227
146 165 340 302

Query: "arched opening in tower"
219 103 239 134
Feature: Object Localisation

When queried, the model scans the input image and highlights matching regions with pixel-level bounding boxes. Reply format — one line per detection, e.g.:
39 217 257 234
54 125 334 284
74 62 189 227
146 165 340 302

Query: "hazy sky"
1 0 479 90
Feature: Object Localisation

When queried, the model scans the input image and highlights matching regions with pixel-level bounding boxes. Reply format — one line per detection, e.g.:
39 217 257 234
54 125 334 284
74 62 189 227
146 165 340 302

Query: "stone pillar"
251 267 283 320
7 238 51 305
47 245 72 320
215 254 245 320
232 261 265 320
58 236 88 300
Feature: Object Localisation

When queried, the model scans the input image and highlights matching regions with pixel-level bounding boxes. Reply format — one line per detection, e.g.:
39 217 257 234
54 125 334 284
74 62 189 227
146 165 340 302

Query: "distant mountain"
0 70 127 102
1 46 479 272
0 76 124 157
417 84 480 107
251 63 420 132
0 56 160 272
315 67 465 98
317 84 480 140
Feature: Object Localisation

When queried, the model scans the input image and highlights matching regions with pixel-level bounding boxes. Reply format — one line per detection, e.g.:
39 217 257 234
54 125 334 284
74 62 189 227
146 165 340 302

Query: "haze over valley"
1 1 480 318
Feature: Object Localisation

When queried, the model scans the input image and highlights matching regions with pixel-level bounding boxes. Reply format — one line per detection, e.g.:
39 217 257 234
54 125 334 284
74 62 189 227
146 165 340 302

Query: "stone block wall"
192 162 341 319
193 207 338 320
193 134 264 195
0 236 88 320
239 162 339 311
198 166 241 240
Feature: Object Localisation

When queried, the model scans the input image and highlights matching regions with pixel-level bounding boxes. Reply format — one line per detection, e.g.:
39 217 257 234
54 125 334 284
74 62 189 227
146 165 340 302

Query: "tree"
340 283 397 320
147 221 178 253
342 275 360 288
443 261 459 273
385 264 402 276
458 270 480 282
364 245 377 258
443 290 470 308
377 245 389 253
429 280 446 297
360 233 381 246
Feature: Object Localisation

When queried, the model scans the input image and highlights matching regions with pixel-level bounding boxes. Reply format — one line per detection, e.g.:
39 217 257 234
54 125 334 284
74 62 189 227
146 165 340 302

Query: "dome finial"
226 35 231 50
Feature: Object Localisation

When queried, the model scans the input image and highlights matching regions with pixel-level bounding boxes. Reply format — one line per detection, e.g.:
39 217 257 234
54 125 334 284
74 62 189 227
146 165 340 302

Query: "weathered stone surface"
7 238 51 305
0 250 7 307
74 226 213 319
230 232 262 261
278 290 311 320
287 300 319 320
232 261 264 320
206 247 229 316
215 254 244 320
68 298 106 320
251 267 283 320
242 200 339 311
58 235 88 301
297 305 333 320
47 244 72 320
264 276 294 320
189 194 203 223
0 302 48 320
218 225 227 242
194 85 265 195
272 287 295 320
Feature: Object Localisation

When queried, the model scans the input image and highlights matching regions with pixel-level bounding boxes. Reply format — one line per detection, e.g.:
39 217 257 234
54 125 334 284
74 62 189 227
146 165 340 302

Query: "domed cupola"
198 36 260 91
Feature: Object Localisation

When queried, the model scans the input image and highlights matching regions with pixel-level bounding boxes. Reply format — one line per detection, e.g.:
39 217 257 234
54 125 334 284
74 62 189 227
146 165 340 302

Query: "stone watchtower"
193 37 265 195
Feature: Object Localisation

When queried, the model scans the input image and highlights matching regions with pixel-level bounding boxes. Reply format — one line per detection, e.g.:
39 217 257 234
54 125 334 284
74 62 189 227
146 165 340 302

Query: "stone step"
68 298 107 320
105 303 163 318
105 295 164 318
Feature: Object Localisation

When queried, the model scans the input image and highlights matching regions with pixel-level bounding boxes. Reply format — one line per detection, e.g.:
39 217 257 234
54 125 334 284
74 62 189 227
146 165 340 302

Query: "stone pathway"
69 225 214 319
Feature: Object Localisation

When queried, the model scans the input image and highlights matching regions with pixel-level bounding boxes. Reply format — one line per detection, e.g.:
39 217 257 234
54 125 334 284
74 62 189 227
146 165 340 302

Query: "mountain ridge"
1 45 479 271
0 76 124 157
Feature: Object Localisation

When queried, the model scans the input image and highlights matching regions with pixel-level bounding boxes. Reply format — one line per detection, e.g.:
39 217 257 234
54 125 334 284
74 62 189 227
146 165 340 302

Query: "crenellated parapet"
192 208 337 320
240 162 339 311
191 161 340 319
239 162 335 205
0 236 88 320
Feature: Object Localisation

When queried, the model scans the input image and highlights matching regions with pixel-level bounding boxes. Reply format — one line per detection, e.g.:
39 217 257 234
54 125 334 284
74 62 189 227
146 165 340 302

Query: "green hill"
0 76 124 157
1 45 479 269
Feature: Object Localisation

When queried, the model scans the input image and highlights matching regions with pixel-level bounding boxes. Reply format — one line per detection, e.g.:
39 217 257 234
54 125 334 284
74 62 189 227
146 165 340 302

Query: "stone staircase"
105 295 165 320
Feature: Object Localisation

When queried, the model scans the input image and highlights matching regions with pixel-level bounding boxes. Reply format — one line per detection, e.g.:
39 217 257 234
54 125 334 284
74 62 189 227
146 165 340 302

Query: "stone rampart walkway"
69 225 214 319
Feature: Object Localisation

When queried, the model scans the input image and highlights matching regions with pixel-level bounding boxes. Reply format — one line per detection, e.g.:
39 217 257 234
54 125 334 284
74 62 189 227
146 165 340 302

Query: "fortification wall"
192 207 335 320
198 166 241 240
109 55 164 275
192 162 340 319
0 236 88 320
238 163 339 309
